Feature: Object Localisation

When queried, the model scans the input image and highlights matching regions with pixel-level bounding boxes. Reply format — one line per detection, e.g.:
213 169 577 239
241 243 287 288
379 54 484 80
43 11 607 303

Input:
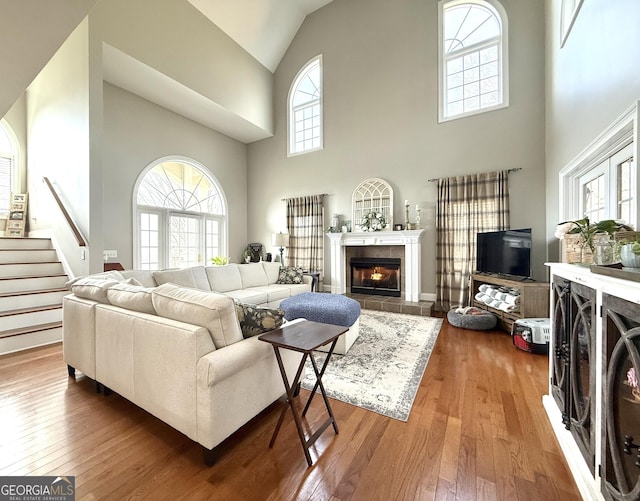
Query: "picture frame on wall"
560 0 584 47
10 211 24 220
11 194 26 202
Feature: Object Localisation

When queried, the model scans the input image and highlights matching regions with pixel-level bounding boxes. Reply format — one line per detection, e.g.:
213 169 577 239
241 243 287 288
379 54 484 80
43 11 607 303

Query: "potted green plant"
210 256 229 266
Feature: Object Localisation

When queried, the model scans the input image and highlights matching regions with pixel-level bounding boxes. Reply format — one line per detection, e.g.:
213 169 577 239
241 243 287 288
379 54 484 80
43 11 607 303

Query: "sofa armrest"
197 337 273 387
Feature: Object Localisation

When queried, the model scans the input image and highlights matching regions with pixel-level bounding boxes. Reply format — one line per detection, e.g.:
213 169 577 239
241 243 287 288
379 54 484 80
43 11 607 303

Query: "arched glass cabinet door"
602 293 640 501
551 277 571 428
569 282 596 474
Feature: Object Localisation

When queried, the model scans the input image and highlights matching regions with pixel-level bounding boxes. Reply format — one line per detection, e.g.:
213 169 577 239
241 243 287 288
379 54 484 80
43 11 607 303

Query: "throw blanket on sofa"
475 283 520 313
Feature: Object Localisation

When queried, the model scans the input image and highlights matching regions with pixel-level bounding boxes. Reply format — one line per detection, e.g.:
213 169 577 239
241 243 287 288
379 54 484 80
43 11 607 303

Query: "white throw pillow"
151 283 243 349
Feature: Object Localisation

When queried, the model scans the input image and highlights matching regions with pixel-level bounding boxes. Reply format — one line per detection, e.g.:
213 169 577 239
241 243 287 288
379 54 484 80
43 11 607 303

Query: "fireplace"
350 257 401 297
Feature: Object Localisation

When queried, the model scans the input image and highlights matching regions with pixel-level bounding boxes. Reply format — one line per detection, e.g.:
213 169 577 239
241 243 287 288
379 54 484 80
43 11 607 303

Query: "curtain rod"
281 193 329 201
427 167 522 183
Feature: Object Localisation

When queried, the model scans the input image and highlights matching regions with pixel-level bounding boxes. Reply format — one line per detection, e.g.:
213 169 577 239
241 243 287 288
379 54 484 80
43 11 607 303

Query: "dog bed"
447 306 497 330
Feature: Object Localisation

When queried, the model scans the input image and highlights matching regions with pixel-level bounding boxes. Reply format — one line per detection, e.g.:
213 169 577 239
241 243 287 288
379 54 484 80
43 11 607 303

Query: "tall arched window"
288 55 323 156
439 0 508 122
134 158 227 270
0 120 18 217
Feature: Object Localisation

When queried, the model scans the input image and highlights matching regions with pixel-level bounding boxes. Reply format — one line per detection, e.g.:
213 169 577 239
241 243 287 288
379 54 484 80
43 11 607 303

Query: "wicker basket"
561 231 639 264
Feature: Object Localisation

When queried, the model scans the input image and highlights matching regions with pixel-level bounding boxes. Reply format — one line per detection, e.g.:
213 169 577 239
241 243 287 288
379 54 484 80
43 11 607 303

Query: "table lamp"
272 232 289 266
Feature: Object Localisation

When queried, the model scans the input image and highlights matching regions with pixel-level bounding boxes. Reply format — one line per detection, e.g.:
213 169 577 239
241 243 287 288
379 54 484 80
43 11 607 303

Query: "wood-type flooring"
0 317 581 500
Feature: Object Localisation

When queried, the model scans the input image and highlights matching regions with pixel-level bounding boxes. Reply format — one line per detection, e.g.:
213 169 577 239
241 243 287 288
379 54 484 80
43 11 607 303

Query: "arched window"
0 120 18 217
134 158 227 270
288 55 323 156
439 0 508 122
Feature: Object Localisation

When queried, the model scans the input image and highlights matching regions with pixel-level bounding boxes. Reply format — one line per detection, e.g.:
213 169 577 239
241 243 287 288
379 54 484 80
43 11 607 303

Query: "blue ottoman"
280 293 361 354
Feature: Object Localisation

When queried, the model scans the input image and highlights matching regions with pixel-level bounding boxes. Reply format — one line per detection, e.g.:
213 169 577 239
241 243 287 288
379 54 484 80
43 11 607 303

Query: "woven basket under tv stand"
470 273 549 333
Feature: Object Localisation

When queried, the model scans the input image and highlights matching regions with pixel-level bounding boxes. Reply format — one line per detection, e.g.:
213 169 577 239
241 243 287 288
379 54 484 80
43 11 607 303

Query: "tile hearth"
344 293 434 317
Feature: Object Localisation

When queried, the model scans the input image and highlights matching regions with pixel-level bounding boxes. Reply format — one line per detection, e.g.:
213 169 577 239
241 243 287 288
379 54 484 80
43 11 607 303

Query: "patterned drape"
435 170 510 311
286 194 325 275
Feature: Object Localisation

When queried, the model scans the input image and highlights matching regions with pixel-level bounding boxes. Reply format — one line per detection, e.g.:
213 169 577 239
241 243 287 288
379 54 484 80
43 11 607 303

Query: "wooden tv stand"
470 273 549 332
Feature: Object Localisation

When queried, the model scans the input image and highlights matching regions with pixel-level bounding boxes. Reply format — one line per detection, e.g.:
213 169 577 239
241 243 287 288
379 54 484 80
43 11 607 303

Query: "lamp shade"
272 232 289 247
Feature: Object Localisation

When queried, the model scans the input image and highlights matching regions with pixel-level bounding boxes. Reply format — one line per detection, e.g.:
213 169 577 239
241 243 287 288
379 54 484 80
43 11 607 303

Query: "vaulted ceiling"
0 0 334 122
187 0 334 72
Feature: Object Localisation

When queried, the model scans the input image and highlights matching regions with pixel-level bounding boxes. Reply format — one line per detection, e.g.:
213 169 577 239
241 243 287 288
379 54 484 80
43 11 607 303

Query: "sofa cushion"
120 270 156 287
107 282 156 315
190 266 211 291
235 302 285 338
71 277 120 303
238 262 269 288
206 264 243 292
151 283 243 349
251 285 291 303
262 262 281 284
224 288 269 305
276 266 305 285
66 270 125 288
152 268 198 288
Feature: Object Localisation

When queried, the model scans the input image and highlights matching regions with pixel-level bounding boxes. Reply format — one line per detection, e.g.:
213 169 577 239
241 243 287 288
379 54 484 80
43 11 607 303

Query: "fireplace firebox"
350 257 401 297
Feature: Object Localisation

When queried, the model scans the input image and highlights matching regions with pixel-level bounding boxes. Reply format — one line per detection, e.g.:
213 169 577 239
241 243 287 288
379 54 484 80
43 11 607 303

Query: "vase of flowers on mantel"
555 217 634 265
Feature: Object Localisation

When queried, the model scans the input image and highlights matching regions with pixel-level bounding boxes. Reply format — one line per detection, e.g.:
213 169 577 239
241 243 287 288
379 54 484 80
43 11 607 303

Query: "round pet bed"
447 308 497 330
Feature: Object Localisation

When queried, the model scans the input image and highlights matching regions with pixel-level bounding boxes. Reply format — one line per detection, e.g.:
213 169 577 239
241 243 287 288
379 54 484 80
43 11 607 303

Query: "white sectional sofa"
62 262 312 465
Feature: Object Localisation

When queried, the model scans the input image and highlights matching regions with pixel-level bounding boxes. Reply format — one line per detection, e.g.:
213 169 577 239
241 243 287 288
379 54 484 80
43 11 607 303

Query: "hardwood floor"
0 318 581 501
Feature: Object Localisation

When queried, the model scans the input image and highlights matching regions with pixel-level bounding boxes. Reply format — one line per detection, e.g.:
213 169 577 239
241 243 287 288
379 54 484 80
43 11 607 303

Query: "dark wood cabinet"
545 264 640 501
601 294 640 501
550 276 596 473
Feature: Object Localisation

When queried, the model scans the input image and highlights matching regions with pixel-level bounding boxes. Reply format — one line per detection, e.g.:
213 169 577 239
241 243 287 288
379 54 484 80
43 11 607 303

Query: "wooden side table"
259 320 348 466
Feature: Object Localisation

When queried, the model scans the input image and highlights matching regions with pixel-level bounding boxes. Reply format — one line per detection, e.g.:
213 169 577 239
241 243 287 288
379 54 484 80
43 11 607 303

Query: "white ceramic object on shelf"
620 244 640 268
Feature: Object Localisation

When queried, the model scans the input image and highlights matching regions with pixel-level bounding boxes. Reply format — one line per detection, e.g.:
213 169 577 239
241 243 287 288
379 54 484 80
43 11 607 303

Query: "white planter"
620 243 640 268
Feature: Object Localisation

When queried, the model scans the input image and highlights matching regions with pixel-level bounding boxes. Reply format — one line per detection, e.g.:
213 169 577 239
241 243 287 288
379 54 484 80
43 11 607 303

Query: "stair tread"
0 288 68 298
0 321 63 339
0 261 62 265
0 304 63 317
0 274 68 281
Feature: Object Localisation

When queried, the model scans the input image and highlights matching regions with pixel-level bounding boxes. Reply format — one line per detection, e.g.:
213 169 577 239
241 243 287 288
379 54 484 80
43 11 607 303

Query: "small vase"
594 239 615 265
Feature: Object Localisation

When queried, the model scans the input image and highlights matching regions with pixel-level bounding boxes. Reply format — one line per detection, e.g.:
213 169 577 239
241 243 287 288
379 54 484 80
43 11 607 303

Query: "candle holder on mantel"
404 201 417 230
415 207 421 229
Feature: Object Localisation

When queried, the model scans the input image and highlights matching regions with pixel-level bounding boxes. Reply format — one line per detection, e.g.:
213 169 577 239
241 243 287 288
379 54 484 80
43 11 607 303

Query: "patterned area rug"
301 309 442 421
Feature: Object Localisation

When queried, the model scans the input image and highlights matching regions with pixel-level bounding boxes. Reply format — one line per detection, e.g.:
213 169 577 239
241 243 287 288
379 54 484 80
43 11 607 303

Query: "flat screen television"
476 228 532 279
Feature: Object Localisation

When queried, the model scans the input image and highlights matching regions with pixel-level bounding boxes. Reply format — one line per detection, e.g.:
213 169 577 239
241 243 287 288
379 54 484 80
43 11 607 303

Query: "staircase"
0 237 69 355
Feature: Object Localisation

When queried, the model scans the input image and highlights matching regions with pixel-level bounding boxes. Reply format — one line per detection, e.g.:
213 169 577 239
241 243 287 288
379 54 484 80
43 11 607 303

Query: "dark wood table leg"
269 347 313 466
302 338 338 418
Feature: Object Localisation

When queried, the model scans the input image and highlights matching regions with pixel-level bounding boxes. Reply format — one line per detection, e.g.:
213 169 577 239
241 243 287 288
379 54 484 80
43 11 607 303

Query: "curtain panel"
435 170 510 311
286 194 325 275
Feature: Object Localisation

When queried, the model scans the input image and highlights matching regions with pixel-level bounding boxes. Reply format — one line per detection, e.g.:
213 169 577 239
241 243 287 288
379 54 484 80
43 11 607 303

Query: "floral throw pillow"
276 266 304 285
235 302 285 338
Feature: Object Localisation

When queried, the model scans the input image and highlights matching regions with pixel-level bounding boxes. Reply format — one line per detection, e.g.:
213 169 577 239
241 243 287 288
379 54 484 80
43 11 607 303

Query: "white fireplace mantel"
327 229 425 302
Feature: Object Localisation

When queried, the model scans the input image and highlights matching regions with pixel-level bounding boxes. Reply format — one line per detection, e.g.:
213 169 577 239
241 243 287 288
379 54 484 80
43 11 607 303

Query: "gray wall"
247 0 547 296
102 83 248 269
545 0 640 255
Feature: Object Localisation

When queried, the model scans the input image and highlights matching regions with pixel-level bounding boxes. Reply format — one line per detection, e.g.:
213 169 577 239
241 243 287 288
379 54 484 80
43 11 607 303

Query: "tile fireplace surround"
327 229 425 302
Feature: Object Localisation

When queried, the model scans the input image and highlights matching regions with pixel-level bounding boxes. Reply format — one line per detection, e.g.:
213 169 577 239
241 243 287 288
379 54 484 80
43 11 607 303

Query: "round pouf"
447 308 497 330
280 292 360 327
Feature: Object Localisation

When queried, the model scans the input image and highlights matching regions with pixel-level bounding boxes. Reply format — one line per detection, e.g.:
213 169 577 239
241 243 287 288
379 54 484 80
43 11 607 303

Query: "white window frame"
133 156 228 270
559 102 639 228
0 120 20 218
288 55 323 157
438 0 509 123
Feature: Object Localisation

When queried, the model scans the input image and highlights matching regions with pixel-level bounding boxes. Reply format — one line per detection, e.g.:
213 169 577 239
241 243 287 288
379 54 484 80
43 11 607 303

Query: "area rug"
300 309 442 421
